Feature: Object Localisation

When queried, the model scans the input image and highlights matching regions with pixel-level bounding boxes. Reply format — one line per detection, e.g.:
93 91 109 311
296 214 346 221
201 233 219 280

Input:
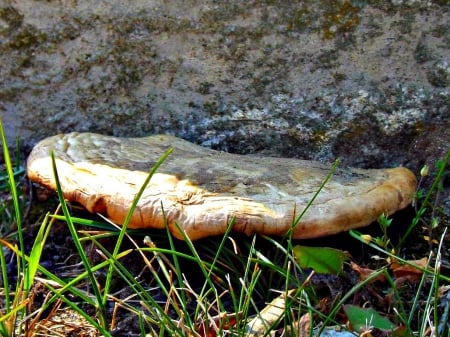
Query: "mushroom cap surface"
27 132 417 240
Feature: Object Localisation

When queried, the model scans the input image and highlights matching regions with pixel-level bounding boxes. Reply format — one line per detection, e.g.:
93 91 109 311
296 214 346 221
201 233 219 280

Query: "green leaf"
26 213 52 292
292 245 349 275
344 304 396 332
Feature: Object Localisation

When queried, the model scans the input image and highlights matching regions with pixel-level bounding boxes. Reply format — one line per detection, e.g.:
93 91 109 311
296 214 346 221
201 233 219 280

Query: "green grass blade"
284 159 339 276
0 167 24 190
160 206 192 325
0 301 27 324
50 150 108 328
0 119 27 334
84 234 185 334
24 213 53 293
0 119 22 231
350 230 450 283
50 214 148 234
0 325 8 337
102 147 173 311
1 235 104 308
0 239 10 314
317 267 389 335
172 219 236 319
37 281 112 337
399 149 450 247
0 119 25 279
290 159 339 230
0 236 113 335
239 244 257 328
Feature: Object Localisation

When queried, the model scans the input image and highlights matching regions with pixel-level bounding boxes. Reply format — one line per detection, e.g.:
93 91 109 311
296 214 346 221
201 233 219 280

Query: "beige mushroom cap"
27 132 417 240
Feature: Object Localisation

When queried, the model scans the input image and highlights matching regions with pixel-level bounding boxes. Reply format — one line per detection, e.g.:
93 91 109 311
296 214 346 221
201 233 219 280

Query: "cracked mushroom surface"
27 132 417 240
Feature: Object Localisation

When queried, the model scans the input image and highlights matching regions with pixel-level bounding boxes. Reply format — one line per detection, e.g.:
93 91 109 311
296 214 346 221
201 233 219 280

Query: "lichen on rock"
0 1 448 176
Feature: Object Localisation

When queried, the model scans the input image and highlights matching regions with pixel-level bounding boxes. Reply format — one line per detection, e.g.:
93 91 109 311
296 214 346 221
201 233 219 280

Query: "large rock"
1 1 448 217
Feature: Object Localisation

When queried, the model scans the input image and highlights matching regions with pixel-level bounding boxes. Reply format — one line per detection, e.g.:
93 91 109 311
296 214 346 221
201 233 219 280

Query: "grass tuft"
1 119 449 336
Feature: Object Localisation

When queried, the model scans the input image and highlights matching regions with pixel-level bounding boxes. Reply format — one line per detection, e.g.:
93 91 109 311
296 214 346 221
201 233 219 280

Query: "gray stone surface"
0 0 448 175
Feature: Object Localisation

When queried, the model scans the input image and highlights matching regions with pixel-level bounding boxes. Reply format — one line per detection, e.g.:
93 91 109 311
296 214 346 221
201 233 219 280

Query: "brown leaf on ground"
196 312 240 337
391 257 428 277
391 257 429 285
350 261 386 283
282 313 311 337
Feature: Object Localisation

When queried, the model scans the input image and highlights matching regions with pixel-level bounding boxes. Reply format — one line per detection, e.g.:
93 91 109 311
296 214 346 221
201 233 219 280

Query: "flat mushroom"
27 132 417 240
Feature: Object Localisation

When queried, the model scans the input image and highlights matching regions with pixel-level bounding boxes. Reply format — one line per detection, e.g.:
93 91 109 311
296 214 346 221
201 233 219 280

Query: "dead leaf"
245 289 296 337
350 261 386 283
391 257 430 286
282 313 311 337
391 257 429 280
196 312 240 337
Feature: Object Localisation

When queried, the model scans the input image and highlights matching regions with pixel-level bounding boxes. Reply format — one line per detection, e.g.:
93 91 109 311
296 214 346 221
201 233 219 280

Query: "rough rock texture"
1 1 449 213
27 132 417 240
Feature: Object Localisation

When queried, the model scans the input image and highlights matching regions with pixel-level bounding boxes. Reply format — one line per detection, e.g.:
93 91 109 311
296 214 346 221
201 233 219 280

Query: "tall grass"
0 119 448 336
0 119 29 335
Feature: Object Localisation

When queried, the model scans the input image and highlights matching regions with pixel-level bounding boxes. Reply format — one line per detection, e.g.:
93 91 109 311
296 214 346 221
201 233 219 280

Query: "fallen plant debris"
2 122 449 336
